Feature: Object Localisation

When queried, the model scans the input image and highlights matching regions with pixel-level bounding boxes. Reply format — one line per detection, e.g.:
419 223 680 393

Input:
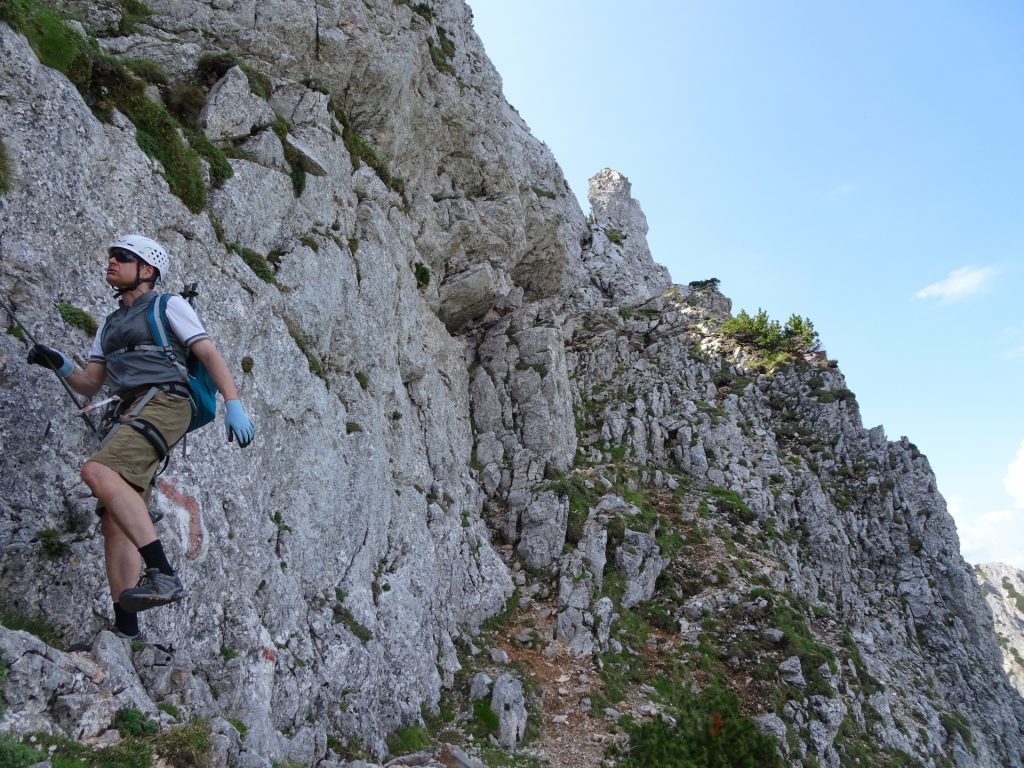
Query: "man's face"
106 248 154 288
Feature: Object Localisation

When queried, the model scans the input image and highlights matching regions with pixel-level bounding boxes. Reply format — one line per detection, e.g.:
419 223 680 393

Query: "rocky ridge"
974 563 1024 699
0 2 1022 767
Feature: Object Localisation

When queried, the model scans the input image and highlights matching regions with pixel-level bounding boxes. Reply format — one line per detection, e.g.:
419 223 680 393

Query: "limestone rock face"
0 14 516 757
975 563 1024 697
582 168 671 302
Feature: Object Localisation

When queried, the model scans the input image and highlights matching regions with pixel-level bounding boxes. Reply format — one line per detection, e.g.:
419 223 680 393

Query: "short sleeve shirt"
89 295 209 362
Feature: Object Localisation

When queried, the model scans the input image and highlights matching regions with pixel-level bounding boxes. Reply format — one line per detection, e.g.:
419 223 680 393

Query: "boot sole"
119 588 187 613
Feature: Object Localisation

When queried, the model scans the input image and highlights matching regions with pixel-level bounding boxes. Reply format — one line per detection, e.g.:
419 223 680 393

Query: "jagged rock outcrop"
975 563 1024 697
1 2 1023 767
582 168 671 302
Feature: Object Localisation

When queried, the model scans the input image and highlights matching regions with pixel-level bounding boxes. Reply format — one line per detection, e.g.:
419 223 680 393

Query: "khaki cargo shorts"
88 390 192 513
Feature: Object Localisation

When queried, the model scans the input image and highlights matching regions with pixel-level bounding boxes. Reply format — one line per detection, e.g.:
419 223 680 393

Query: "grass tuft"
0 138 12 194
0 592 65 649
58 303 98 335
230 243 275 284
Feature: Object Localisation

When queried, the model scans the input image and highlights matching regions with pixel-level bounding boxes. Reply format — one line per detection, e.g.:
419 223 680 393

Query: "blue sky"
467 1 1024 567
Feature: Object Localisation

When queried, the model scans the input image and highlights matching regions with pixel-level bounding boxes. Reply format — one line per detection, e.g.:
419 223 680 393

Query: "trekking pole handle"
0 294 99 435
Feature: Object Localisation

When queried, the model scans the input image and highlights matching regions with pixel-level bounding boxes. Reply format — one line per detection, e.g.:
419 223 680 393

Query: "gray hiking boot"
119 568 186 612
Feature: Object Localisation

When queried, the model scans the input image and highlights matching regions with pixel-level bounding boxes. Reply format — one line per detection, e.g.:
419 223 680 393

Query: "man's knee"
82 461 124 496
81 460 105 490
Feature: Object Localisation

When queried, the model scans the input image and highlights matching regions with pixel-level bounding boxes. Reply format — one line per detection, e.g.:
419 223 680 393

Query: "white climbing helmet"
108 234 170 278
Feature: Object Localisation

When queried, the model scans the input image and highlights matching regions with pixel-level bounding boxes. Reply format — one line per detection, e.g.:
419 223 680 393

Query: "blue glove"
225 400 255 447
27 343 73 377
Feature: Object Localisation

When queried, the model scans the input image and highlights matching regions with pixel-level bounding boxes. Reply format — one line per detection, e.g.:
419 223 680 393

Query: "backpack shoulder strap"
146 293 182 367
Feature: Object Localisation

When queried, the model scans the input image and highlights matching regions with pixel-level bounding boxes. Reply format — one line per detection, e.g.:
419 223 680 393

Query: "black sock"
138 540 175 576
113 602 139 637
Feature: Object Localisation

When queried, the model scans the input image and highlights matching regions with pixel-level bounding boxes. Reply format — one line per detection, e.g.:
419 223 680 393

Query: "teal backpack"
145 289 218 433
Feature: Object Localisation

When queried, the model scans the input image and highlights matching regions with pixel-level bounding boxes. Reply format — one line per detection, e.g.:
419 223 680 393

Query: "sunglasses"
109 249 139 264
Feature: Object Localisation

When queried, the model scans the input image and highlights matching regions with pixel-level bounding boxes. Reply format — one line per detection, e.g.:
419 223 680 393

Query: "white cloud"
827 183 857 199
1005 440 1024 508
956 507 1024 568
914 265 998 301
951 440 1024 568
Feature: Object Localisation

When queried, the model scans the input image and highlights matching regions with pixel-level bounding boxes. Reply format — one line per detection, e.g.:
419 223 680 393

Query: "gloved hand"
225 400 255 447
27 343 73 377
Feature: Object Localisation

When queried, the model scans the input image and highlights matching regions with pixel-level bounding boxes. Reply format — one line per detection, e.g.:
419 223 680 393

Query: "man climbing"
26 234 255 640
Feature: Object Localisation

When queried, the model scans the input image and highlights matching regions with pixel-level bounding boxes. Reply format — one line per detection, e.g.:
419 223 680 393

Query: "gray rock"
490 674 527 751
238 130 289 173
554 607 593 656
469 673 493 702
198 66 275 141
762 628 786 644
779 656 806 687
753 713 789 756
614 529 666 608
583 169 671 302
437 743 486 768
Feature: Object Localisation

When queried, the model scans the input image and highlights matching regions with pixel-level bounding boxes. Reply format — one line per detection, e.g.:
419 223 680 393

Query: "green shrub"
0 734 47 768
470 699 499 738
386 725 430 756
195 52 237 85
940 712 976 756
0 138 11 194
116 0 153 35
37 528 66 558
3 0 90 79
719 309 821 357
0 594 64 649
688 278 720 290
124 57 167 85
544 473 599 545
186 130 232 189
75 53 207 212
167 83 207 127
604 227 625 245
329 101 405 197
332 592 372 643
771 600 836 697
616 680 782 767
58 303 98 335
414 261 430 288
116 707 160 738
150 719 212 768
271 113 306 197
428 37 455 76
707 486 755 525
231 243 274 283
157 702 181 720
407 2 434 22
1002 577 1024 612
284 318 326 381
